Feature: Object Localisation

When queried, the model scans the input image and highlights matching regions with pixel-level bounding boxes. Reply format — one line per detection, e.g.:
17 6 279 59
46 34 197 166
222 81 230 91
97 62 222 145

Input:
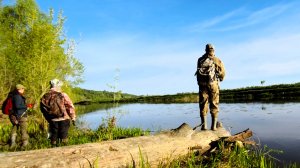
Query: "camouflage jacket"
47 88 76 121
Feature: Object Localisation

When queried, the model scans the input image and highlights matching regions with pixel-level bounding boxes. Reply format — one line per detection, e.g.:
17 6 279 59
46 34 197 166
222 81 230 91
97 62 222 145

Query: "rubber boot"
61 138 68 146
200 115 207 130
211 117 218 131
51 140 57 147
22 140 29 148
10 133 17 148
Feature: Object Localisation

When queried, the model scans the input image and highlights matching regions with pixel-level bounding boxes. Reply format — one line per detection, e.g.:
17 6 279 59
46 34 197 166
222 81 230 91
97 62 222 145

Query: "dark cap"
205 43 214 50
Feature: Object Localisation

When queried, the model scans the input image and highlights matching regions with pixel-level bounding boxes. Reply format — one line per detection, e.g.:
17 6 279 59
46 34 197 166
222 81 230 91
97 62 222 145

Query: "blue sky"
8 0 300 95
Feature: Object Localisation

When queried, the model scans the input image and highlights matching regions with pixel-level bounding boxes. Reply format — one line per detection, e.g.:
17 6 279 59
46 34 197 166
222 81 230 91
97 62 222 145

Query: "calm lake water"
78 102 300 164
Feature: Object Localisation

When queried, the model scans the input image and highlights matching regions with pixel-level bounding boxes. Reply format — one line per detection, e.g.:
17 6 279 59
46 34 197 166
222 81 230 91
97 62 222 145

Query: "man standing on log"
195 44 225 131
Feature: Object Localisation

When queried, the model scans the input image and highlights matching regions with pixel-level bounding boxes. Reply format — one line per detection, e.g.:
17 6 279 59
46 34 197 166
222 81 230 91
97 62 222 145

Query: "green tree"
0 0 84 106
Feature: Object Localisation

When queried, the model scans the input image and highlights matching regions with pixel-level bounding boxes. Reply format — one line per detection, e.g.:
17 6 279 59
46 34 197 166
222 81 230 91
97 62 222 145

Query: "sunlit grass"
0 110 149 151
153 142 299 168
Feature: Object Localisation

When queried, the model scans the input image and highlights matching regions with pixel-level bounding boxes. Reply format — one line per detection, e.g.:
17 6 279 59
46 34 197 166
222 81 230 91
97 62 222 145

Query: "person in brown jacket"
40 79 76 146
195 44 225 131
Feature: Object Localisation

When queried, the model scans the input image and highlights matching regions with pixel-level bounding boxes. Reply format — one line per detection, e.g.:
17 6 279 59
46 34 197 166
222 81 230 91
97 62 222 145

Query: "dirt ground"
0 123 230 168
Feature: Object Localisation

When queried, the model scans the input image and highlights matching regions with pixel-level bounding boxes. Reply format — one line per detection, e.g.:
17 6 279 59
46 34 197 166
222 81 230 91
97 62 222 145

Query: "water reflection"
75 103 117 115
79 102 300 163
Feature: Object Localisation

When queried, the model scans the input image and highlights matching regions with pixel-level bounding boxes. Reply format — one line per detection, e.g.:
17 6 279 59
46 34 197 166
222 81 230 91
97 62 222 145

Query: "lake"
78 102 300 164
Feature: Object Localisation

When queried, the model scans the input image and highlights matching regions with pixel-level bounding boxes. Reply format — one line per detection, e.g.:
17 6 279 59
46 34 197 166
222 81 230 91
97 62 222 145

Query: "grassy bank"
0 110 149 152
132 142 299 168
161 146 298 168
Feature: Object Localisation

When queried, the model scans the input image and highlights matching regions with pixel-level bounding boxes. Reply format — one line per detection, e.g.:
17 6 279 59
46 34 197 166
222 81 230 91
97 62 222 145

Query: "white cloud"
188 2 294 32
187 8 245 32
218 3 291 31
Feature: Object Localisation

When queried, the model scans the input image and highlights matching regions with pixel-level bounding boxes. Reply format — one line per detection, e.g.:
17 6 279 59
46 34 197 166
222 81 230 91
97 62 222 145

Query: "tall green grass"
124 140 299 168
154 142 299 168
0 110 149 151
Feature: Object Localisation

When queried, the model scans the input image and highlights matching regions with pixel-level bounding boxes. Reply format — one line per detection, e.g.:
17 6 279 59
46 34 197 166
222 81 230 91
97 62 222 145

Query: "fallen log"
224 128 253 142
200 128 255 157
0 123 232 168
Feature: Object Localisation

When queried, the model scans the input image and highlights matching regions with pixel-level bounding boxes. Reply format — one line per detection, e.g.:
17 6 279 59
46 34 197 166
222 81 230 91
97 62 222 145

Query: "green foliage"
0 0 84 106
72 87 137 104
70 69 138 104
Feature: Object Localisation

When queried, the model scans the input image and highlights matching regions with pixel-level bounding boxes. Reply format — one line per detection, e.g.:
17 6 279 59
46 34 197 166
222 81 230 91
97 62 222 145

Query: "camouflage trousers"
198 81 220 118
11 117 29 142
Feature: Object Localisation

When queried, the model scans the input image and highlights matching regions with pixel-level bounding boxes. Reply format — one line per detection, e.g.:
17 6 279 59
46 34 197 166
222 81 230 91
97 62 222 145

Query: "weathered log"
224 128 253 142
0 123 231 168
201 128 255 156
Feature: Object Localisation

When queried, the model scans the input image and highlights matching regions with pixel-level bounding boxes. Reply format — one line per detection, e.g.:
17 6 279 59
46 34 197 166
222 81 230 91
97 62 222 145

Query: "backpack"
1 93 13 115
197 56 216 83
40 90 66 120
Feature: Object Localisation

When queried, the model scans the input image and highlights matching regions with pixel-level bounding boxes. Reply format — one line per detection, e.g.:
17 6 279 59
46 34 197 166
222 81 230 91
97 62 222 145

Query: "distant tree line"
127 82 300 103
130 92 198 103
220 82 300 102
72 87 137 104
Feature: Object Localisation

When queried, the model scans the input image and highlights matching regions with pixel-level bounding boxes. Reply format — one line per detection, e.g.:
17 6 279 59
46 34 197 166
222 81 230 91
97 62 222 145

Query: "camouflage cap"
16 84 26 90
205 43 214 50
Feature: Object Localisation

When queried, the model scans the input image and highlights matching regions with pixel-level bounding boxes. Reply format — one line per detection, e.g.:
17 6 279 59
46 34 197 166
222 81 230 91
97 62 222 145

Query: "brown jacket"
40 88 76 122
